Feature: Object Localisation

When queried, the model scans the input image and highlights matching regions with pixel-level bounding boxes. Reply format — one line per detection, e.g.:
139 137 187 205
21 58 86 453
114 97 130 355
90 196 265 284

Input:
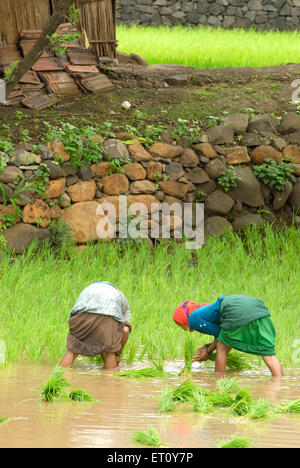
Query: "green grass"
68 389 97 402
133 426 163 447
40 366 70 402
0 225 299 366
218 436 254 448
117 25 300 69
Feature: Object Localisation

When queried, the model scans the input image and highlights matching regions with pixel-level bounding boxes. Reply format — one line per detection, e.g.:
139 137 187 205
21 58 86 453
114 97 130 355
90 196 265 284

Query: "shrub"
253 158 294 191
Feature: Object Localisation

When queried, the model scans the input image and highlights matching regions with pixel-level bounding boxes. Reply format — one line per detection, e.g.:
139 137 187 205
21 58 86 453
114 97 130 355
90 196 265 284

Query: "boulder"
205 159 227 179
248 114 278 134
78 164 93 181
67 179 96 202
51 140 70 162
226 166 264 207
101 174 129 196
2 223 51 253
273 183 293 211
149 142 183 159
225 146 250 165
206 126 234 145
22 199 51 228
278 112 300 134
91 161 111 178
165 162 185 181
193 143 217 159
205 216 233 236
44 161 65 180
128 140 152 162
127 195 160 213
205 190 235 216
232 214 265 231
130 180 156 194
179 148 199 167
158 181 189 198
146 161 163 180
221 113 249 133
282 145 300 164
61 201 103 243
45 178 66 199
186 167 210 184
103 139 129 160
250 145 282 164
123 163 146 181
289 182 300 211
0 166 22 183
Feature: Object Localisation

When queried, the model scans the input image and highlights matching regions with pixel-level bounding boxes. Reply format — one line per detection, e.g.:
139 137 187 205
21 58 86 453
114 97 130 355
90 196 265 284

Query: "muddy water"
0 361 299 448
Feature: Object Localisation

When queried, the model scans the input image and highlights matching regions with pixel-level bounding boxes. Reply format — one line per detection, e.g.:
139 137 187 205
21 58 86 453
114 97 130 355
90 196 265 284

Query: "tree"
5 0 76 97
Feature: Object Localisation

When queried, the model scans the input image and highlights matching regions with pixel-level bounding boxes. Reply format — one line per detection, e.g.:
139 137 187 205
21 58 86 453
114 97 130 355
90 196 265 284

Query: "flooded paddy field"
0 362 299 448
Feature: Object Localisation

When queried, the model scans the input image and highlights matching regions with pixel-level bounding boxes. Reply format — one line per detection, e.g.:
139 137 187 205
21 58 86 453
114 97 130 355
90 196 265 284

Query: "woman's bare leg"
60 350 78 369
262 355 283 377
101 351 118 370
215 341 232 374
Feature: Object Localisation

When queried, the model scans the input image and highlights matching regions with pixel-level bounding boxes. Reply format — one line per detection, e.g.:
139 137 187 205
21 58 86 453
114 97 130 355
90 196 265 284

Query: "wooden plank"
39 71 80 96
65 64 99 74
0 45 22 65
47 81 80 96
19 69 43 85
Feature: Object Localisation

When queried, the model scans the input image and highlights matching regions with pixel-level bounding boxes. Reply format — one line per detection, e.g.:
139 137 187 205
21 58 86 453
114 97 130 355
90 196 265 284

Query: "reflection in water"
0 363 299 448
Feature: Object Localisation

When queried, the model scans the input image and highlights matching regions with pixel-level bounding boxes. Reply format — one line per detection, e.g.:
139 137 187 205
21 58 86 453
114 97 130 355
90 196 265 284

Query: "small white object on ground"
122 101 131 110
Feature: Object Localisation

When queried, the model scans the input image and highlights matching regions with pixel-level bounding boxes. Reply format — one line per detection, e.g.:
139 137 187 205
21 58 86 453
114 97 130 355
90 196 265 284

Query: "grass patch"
117 25 300 69
218 436 254 448
40 366 70 403
68 389 97 402
114 362 167 378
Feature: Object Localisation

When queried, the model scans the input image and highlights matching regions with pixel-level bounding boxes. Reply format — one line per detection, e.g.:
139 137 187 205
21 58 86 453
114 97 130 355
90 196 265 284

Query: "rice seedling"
171 379 206 404
0 416 8 424
158 388 176 414
218 436 254 449
208 391 235 408
40 366 70 402
248 399 271 420
114 361 167 378
68 389 97 402
180 335 195 376
208 351 253 371
133 426 163 447
193 391 212 415
276 399 300 414
216 377 242 394
230 389 253 417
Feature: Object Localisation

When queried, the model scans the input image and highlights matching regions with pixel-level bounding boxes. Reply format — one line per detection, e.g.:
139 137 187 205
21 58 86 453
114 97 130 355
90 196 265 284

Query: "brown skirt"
67 313 123 357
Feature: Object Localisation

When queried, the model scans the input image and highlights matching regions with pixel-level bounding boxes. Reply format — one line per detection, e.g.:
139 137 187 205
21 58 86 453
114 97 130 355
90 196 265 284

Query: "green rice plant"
193 391 212 415
248 399 271 420
40 366 70 403
158 388 176 414
68 389 97 402
114 362 167 378
208 351 253 370
133 426 163 447
0 416 8 423
180 335 195 376
171 379 206 404
276 399 300 414
218 436 254 448
231 389 253 417
208 391 235 408
216 377 242 395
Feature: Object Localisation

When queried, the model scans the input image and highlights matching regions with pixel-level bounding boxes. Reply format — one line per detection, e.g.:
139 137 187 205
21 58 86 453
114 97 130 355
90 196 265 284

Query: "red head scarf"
173 301 209 327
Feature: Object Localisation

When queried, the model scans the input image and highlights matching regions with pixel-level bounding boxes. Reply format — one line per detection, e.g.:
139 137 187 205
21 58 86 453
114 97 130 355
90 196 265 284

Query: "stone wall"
116 0 300 31
1 111 300 253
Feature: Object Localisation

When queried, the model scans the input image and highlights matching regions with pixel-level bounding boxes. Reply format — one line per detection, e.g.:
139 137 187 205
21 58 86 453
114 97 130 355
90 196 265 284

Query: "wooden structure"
0 0 117 58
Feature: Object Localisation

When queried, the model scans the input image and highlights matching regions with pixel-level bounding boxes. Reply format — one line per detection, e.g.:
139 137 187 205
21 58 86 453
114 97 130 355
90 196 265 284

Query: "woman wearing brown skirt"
60 282 132 370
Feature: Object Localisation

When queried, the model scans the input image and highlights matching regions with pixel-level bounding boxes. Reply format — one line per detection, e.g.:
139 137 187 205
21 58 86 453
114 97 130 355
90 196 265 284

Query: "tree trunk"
6 0 75 97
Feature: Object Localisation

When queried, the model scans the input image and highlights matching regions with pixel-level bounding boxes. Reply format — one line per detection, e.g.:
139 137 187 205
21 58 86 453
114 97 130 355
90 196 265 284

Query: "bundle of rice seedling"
40 366 70 402
248 399 271 420
276 399 300 414
216 377 242 394
231 389 253 417
114 363 167 379
218 436 254 448
208 391 235 408
133 426 162 447
158 388 176 414
0 416 8 423
193 391 212 415
69 389 97 402
180 335 195 375
209 351 252 370
171 379 206 403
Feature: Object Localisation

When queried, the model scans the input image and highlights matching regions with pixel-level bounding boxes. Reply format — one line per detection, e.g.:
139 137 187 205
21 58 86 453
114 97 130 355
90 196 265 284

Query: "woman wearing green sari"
173 295 283 377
